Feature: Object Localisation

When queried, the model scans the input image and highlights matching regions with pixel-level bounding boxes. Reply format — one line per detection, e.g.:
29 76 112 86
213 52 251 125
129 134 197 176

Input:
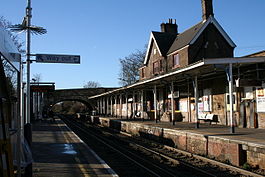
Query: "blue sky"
2 0 265 89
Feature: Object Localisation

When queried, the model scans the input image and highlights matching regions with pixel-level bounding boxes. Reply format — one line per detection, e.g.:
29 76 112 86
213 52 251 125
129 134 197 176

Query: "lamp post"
24 2 33 176
26 0 32 125
9 1 46 176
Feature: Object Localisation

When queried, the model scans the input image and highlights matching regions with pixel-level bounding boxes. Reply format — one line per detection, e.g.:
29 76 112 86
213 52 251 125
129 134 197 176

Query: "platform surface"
32 118 117 177
141 121 265 146
102 117 265 147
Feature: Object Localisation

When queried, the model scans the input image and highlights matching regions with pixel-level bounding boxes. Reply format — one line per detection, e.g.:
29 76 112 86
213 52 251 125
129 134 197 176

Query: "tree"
0 16 25 54
118 47 146 86
0 16 25 96
83 81 101 88
32 73 42 82
52 101 88 115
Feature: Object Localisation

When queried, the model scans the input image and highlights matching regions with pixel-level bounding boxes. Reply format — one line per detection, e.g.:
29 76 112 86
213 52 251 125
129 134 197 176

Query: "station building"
89 0 265 129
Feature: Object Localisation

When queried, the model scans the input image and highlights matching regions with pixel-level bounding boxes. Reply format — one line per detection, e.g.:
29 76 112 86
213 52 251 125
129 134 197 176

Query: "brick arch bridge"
42 88 116 113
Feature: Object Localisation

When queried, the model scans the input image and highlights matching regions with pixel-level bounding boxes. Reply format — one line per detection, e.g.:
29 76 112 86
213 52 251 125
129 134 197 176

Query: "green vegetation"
52 101 88 115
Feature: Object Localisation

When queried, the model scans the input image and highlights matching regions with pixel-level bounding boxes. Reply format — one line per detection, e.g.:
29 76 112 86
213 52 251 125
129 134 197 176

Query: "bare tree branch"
118 46 146 86
83 81 101 88
32 73 42 82
0 16 25 54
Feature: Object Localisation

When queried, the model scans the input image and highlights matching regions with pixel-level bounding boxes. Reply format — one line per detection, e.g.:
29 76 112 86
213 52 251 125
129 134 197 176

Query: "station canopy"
89 57 265 99
0 26 21 71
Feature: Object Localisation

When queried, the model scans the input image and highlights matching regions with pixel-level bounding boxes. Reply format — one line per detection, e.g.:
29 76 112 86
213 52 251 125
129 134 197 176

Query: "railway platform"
90 116 265 171
32 118 118 177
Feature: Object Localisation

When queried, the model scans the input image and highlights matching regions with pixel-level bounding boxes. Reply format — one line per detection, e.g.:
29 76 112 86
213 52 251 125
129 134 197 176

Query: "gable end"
190 16 236 48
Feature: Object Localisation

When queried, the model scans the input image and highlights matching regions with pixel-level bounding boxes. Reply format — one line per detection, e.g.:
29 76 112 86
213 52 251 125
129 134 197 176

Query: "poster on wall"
198 101 204 113
179 99 188 112
203 89 212 112
256 87 265 112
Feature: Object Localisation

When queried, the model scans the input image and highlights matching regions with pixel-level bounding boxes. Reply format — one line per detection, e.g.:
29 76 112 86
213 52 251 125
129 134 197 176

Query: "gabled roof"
167 16 236 55
243 50 265 57
152 32 177 56
144 16 236 65
167 22 205 55
143 32 177 65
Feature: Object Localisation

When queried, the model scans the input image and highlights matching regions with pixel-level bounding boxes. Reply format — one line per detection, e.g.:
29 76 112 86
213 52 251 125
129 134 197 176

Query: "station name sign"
36 54 80 64
30 85 55 92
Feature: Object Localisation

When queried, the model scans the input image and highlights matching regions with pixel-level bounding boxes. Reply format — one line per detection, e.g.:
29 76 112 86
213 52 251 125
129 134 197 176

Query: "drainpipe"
171 82 175 125
104 97 106 116
193 76 199 128
120 94 122 118
141 90 144 121
115 95 117 117
97 99 100 115
106 97 109 116
126 93 128 119
102 97 104 116
228 63 235 133
153 85 157 123
101 97 104 115
187 78 191 122
110 96 113 116
99 97 102 115
132 91 135 119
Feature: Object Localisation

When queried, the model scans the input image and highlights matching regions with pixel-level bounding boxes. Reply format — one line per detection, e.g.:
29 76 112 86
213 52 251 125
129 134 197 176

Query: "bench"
198 113 218 123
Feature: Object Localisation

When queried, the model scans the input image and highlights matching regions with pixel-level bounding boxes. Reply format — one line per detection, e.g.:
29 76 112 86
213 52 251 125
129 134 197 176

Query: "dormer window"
173 53 180 68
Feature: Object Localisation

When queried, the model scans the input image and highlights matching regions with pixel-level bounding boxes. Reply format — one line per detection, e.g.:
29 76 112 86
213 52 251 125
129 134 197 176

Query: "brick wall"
208 138 244 166
167 47 189 72
140 42 166 80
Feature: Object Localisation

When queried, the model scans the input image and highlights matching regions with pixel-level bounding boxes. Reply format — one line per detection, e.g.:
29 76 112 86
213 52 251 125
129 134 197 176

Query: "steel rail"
130 142 216 177
62 117 178 177
96 125 218 177
115 127 264 177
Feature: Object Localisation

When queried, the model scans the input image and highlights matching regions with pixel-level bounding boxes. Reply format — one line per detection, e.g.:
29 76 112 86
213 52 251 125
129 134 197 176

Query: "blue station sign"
36 54 80 64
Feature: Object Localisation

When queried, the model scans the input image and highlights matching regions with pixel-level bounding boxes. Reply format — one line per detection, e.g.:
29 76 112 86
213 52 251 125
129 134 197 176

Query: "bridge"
41 87 117 113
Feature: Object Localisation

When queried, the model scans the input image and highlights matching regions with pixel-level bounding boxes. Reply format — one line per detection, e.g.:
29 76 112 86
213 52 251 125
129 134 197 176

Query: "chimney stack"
160 18 178 34
202 0 214 21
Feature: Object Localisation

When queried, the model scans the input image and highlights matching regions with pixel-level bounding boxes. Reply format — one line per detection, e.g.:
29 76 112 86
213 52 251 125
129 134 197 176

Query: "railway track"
61 115 262 177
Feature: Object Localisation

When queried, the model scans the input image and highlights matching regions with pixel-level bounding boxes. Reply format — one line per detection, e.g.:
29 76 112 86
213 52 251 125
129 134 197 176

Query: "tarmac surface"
32 118 118 177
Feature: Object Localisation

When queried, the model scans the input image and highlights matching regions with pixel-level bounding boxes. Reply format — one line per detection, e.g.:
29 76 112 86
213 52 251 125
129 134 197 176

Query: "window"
153 60 163 74
153 48 157 55
159 60 163 72
153 61 159 74
173 53 180 67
